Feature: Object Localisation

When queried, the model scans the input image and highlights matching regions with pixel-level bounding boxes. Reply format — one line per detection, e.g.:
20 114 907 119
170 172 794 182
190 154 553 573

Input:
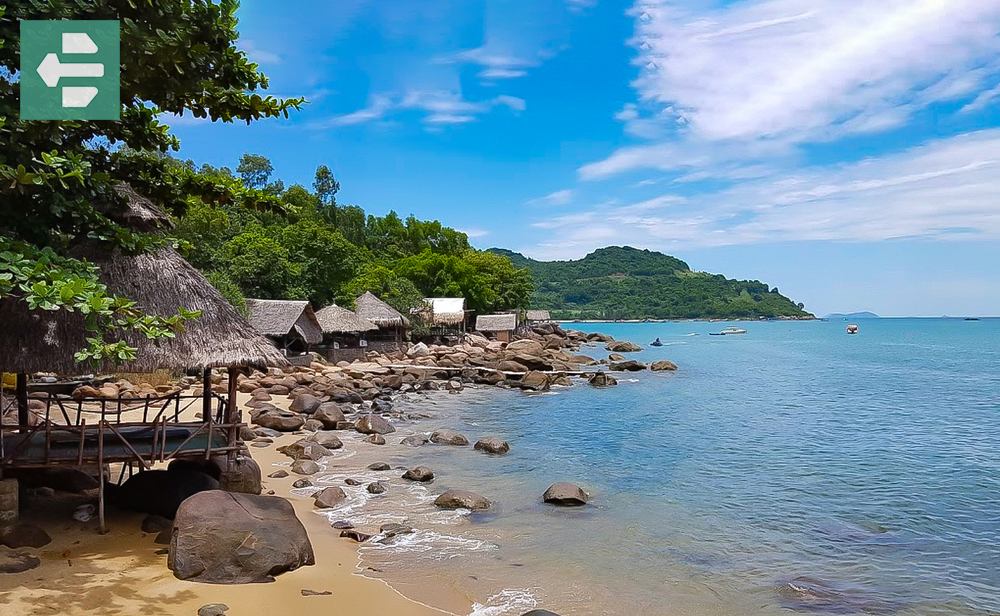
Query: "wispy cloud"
528 188 574 206
313 92 524 130
459 227 490 239
446 46 538 81
241 39 282 65
535 130 1000 259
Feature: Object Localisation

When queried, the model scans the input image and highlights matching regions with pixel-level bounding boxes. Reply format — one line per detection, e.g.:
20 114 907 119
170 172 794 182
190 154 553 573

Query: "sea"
305 318 1000 616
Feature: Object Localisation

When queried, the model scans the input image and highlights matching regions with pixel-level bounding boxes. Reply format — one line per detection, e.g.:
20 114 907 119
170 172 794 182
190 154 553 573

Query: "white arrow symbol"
36 53 104 88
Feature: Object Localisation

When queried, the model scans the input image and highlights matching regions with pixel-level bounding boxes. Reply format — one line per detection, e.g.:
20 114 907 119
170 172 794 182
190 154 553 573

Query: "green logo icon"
20 20 120 120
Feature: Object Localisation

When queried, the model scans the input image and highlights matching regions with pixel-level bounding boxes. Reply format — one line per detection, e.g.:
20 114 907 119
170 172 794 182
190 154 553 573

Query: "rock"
331 520 354 529
340 529 372 543
5 467 98 493
0 550 40 574
290 394 322 414
219 456 262 495
474 437 510 455
407 342 430 358
505 339 544 355
588 372 617 387
430 429 469 446
169 491 314 583
607 352 625 362
291 460 320 476
368 462 391 471
300 589 332 596
292 478 313 489
434 489 491 511
606 340 642 352
367 434 386 445
71 385 102 400
610 360 646 372
498 360 530 373
253 411 305 432
198 604 229 616
306 431 344 450
355 413 395 435
521 611 561 616
302 418 323 432
268 470 289 479
378 522 414 539
650 360 678 371
277 440 332 462
140 515 172 534
402 466 434 482
0 523 51 549
312 403 347 428
109 469 219 519
475 371 505 385
400 434 429 447
366 481 387 495
344 478 362 486
313 487 347 509
371 398 393 413
515 371 551 391
543 482 589 506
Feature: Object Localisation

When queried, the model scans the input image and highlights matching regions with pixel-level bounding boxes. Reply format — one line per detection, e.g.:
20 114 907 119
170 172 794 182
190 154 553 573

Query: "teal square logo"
20 20 120 120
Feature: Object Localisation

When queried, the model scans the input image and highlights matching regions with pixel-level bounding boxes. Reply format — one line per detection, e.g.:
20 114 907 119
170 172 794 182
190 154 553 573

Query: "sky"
165 0 1000 317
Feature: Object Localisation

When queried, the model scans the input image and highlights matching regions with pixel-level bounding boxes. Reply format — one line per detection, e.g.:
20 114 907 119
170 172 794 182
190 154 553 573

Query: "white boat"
710 326 748 336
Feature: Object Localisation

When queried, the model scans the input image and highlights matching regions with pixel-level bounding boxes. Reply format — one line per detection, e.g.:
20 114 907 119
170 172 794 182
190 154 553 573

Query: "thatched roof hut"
476 313 517 332
315 304 378 334
525 309 551 322
423 297 466 326
354 292 409 328
245 299 323 347
0 246 287 374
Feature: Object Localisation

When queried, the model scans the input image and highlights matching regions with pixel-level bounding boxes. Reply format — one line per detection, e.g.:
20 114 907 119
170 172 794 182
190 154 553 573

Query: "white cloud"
534 130 1000 259
528 188 574 206
961 83 1000 113
458 227 490 239
448 46 538 81
241 39 281 65
314 92 522 130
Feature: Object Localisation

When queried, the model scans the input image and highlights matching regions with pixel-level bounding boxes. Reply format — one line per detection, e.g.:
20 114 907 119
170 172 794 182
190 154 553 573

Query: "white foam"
469 589 539 616
363 529 498 559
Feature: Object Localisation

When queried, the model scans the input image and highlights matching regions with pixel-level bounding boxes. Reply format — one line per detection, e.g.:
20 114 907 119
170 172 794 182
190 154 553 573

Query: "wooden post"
16 373 28 431
201 366 212 422
97 420 106 534
226 367 240 469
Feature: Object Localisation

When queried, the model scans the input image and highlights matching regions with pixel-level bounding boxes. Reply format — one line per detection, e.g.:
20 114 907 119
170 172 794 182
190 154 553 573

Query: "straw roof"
476 313 517 332
106 183 172 231
424 297 466 325
315 304 378 334
245 299 323 345
355 292 409 328
0 246 288 374
526 309 551 321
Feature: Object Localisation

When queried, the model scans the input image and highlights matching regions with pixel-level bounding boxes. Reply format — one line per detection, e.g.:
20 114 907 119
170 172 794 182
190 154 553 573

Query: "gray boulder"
402 466 434 482
588 372 618 387
313 487 347 509
610 360 646 372
290 393 322 414
355 414 395 435
474 437 510 455
277 440 332 462
252 411 304 432
400 434 429 447
291 460 320 476
606 340 642 352
543 482 589 506
306 431 344 450
434 489 491 511
430 429 469 446
169 491 314 583
312 403 347 428
650 360 678 371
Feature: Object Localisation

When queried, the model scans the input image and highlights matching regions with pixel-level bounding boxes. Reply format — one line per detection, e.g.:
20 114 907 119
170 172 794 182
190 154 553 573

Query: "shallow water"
317 319 1000 615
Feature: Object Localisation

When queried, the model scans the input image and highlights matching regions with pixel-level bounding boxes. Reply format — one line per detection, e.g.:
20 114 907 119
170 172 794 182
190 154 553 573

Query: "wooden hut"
0 187 287 529
525 309 551 323
475 313 517 342
354 292 409 345
245 299 323 356
419 297 468 337
315 304 378 349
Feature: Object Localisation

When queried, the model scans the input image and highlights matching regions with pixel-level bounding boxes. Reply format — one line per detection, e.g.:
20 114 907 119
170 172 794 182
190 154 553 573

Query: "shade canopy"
315 304 378 334
476 313 517 332
354 291 410 328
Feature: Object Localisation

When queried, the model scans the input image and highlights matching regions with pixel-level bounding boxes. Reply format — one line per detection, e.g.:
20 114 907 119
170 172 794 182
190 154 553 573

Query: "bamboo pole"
15 373 28 430
97 420 106 534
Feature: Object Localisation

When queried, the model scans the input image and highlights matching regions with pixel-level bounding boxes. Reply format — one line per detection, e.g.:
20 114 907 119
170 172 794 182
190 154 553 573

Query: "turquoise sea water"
342 318 1000 615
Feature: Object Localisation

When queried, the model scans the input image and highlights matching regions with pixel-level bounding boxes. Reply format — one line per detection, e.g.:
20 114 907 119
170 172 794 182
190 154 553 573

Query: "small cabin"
525 309 551 323
354 291 410 349
476 313 518 342
418 297 468 338
245 299 323 356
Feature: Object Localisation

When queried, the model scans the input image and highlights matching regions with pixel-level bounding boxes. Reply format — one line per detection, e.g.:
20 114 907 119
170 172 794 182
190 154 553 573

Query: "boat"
964 317 979 321
649 338 663 347
846 323 859 334
709 327 747 336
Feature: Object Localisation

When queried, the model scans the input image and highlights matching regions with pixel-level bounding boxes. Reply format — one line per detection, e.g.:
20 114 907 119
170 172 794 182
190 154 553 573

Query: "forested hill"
489 246 812 319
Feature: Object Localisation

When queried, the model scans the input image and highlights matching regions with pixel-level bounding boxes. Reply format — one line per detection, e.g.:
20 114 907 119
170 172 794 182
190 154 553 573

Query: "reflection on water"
316 319 1000 615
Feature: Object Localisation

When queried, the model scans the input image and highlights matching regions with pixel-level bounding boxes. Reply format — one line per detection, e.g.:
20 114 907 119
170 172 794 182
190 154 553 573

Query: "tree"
222 227 304 300
237 153 274 190
313 165 340 207
0 1 301 362
340 264 423 315
279 220 366 306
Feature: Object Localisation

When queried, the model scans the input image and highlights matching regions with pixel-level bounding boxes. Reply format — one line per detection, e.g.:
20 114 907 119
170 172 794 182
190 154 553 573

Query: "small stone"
331 520 354 529
543 482 589 506
339 529 372 542
400 434 429 447
313 486 347 509
367 462 391 471
198 603 229 616
140 515 172 534
291 460 320 476
402 466 434 482
434 489 491 511
344 478 362 486
474 437 510 455
301 589 333 596
366 481 387 495
430 429 469 446
292 478 313 489
366 434 386 445
268 470 289 479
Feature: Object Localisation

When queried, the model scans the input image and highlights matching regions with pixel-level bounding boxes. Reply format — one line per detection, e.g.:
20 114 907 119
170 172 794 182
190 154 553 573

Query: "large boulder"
605 340 642 353
588 372 617 387
430 429 469 446
400 434 430 447
407 342 430 358
168 491 314 583
610 360 646 372
402 466 434 482
252 411 304 432
514 371 551 391
218 456 262 495
505 339 544 356
434 489 491 511
109 468 219 519
313 487 347 509
543 482 589 506
474 437 510 455
277 440 332 462
650 360 678 371
291 460 320 475
498 360 530 373
306 431 343 450
355 414 395 435
289 393 322 414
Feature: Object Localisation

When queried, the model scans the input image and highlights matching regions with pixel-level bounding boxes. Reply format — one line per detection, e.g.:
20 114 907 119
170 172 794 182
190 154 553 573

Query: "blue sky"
166 0 1000 316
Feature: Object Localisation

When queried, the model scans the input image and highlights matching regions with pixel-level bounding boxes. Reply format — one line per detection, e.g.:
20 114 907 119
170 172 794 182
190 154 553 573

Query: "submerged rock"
605 341 642 352
400 434 430 447
340 529 372 543
313 487 347 509
650 360 678 371
434 489 491 511
366 481 387 495
474 437 510 455
609 360 646 372
402 466 434 482
588 372 617 387
291 460 320 476
355 413 395 435
169 491 314 583
366 434 386 445
543 483 589 506
367 462 391 471
430 429 469 446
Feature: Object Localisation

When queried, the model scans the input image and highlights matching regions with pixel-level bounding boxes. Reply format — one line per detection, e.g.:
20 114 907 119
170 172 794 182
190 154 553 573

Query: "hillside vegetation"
490 246 812 319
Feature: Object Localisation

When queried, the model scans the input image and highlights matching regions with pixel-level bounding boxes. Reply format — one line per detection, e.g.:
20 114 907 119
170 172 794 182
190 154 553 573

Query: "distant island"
489 246 813 320
825 311 880 319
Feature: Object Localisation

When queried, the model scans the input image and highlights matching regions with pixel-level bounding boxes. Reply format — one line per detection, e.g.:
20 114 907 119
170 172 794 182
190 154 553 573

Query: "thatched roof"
476 313 517 332
355 292 409 329
106 183 172 231
424 297 466 325
245 299 323 345
315 304 378 334
526 309 551 321
0 246 288 374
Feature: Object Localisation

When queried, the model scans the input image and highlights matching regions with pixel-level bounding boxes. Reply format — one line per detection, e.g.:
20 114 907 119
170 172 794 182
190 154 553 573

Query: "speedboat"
650 338 664 347
846 324 859 334
710 326 747 335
